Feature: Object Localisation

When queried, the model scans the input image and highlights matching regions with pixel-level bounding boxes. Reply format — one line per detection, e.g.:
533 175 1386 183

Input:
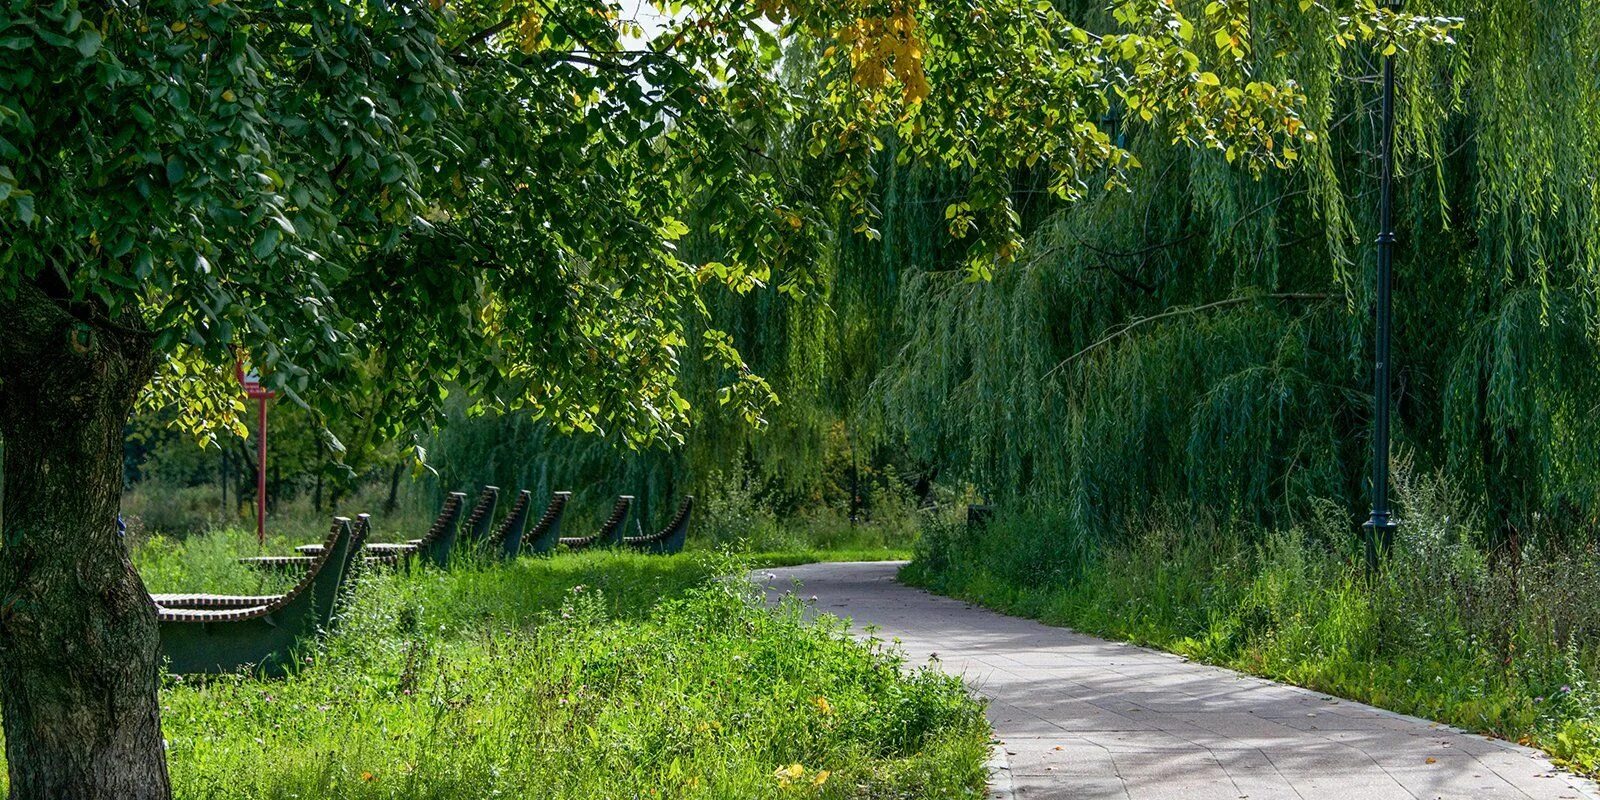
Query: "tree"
0 0 1451 795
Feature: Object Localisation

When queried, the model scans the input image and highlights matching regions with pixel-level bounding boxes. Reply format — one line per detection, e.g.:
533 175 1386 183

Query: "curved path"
760 561 1599 800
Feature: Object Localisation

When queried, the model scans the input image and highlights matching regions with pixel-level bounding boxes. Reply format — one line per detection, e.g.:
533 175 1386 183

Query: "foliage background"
119 0 1599 562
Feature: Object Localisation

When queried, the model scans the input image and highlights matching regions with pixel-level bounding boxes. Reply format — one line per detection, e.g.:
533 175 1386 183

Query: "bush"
121 479 232 539
694 462 933 555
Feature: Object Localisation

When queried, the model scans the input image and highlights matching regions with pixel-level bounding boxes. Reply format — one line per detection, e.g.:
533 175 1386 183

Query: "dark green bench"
258 492 466 571
624 496 693 555
456 486 500 547
155 515 367 676
559 495 633 551
481 489 531 559
520 491 572 555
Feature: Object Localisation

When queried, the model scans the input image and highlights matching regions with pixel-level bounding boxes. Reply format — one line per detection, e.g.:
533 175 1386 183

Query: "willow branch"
1042 292 1333 380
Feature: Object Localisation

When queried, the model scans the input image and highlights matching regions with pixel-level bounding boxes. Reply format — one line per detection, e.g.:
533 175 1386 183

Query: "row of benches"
153 489 695 676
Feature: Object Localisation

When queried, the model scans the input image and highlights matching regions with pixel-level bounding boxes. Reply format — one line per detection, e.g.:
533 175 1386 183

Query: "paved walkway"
759 561 1600 800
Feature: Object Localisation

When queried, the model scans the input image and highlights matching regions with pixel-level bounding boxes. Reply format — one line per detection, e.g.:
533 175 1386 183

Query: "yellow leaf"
1199 71 1221 86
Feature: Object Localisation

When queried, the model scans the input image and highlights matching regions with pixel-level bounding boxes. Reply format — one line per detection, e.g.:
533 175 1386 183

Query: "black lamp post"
1363 0 1403 573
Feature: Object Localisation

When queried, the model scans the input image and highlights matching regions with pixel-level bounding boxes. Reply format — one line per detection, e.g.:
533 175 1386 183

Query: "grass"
129 524 911 598
753 549 912 567
3 532 989 798
121 473 921 599
903 470 1600 778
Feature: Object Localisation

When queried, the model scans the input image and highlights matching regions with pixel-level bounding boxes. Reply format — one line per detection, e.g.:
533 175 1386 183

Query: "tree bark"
385 462 403 514
313 440 324 513
0 282 171 799
220 447 229 518
230 437 257 517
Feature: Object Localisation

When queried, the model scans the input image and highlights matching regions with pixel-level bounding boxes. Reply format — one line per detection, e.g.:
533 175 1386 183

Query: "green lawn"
2 535 988 798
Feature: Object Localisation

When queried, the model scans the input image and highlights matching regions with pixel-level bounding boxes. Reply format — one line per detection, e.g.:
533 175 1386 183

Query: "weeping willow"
422 0 1600 551
863 0 1600 548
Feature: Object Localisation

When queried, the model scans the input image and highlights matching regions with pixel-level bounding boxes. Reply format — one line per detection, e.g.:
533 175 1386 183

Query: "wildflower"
1562 685 1573 694
813 696 835 716
361 771 376 782
774 763 805 788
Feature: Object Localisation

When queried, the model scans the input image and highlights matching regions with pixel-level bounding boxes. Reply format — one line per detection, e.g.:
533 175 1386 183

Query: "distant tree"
0 0 1451 795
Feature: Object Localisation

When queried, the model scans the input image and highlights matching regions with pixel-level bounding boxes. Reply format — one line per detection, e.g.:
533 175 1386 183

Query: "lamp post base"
1363 515 1398 574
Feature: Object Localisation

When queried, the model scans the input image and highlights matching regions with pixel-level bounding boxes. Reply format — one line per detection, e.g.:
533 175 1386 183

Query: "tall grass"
904 467 1600 776
2 540 991 797
692 464 935 558
121 478 433 544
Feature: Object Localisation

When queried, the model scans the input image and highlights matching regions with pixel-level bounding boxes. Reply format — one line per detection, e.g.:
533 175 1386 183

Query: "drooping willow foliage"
424 0 1600 553
864 0 1600 549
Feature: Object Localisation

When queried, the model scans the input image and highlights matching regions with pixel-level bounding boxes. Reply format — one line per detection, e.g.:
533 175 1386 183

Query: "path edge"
985 742 1015 800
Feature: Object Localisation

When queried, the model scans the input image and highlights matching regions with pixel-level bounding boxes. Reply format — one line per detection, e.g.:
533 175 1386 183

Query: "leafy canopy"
0 0 1456 452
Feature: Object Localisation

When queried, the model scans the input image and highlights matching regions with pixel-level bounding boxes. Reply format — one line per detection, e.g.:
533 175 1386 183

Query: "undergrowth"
4 543 989 798
904 467 1600 777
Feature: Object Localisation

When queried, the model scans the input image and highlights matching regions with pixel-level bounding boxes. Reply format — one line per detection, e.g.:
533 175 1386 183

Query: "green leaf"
75 29 101 58
252 227 281 259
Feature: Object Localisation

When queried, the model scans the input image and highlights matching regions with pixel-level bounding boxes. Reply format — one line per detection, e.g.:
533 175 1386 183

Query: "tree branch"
1042 292 1333 380
1085 262 1156 294
450 16 516 56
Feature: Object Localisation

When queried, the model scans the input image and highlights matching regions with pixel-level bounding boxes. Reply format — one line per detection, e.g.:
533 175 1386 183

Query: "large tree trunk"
0 283 170 799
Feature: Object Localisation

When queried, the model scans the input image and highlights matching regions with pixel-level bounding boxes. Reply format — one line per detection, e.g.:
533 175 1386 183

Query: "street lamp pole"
1364 0 1403 574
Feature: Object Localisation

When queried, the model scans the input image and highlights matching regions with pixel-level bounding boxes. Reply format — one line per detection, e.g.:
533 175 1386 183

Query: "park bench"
455 485 500 546
158 514 377 611
245 492 466 571
520 491 573 555
624 496 693 555
480 489 531 559
559 495 633 551
298 489 487 560
155 514 367 676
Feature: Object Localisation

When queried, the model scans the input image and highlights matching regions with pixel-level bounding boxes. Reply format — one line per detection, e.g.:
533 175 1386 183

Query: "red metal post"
256 395 267 545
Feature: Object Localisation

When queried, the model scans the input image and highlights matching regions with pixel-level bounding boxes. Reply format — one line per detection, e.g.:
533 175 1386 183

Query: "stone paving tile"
760 561 1600 800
